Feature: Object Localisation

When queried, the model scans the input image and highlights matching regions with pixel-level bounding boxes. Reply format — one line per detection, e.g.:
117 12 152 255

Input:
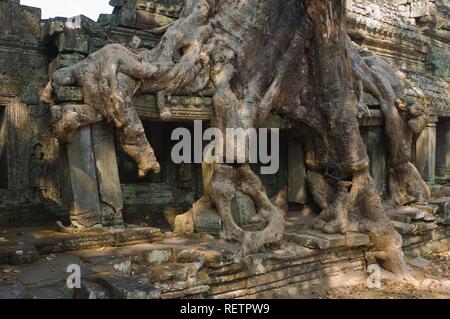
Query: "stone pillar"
416 118 437 182
364 125 388 197
436 119 447 178
65 122 123 228
445 120 450 178
66 126 102 227
288 140 309 204
91 122 124 226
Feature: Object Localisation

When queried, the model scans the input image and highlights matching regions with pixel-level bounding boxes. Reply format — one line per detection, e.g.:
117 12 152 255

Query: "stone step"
94 274 161 299
429 198 450 220
410 203 439 215
387 212 412 223
285 231 371 250
392 220 438 235
395 206 435 221
0 226 161 265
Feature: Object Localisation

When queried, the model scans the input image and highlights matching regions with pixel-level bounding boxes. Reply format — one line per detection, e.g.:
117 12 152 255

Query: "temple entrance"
0 104 7 189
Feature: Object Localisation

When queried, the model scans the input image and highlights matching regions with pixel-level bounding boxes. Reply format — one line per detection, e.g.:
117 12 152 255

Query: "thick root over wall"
43 0 417 277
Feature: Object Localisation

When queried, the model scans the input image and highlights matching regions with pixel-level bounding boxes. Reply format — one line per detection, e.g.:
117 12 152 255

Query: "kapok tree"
43 0 419 278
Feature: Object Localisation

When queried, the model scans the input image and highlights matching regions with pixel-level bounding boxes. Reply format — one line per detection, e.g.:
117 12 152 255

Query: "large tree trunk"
44 0 412 277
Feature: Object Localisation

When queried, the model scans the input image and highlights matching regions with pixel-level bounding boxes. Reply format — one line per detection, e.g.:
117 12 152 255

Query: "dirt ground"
322 251 450 299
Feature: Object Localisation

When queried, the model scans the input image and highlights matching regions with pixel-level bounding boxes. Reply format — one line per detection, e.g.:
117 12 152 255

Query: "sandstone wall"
0 0 448 226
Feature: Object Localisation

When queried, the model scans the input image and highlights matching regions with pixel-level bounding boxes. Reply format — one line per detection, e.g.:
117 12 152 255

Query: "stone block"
181 199 222 235
74 281 110 299
91 123 124 226
231 191 257 227
145 249 173 265
305 231 347 248
428 198 450 219
0 1 41 42
95 274 161 299
9 243 39 265
54 86 84 103
49 53 85 74
66 126 102 227
285 233 331 249
56 29 89 55
387 211 412 223
408 256 431 269
345 232 371 247
113 227 161 245
136 10 175 29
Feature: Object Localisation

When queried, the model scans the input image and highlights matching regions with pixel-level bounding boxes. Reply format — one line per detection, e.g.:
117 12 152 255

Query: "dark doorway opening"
0 105 7 189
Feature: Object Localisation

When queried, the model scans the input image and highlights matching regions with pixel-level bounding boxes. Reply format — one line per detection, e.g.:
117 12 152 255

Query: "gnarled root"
121 135 161 177
305 172 359 234
352 172 411 278
306 167 411 278
389 162 431 205
209 164 285 254
50 104 103 143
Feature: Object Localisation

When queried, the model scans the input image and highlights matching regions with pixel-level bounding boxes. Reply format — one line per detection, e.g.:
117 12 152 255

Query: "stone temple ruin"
0 0 449 299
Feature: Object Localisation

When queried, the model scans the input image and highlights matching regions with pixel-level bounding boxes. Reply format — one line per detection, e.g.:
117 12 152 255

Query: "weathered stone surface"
56 30 89 55
305 231 347 248
16 255 85 287
95 274 161 299
0 284 31 299
362 125 388 196
231 192 258 227
74 281 110 299
345 232 371 247
416 122 437 182
285 233 331 250
113 227 161 245
54 86 84 103
49 53 85 74
194 210 222 235
66 126 102 227
145 249 173 265
408 256 431 269
288 141 309 204
91 122 124 226
8 243 39 265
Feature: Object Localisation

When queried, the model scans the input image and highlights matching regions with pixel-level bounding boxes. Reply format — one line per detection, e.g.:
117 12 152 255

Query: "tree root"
209 164 285 254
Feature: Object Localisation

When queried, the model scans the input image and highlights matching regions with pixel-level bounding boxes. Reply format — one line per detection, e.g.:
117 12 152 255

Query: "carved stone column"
416 117 437 183
445 120 450 178
288 140 309 204
436 119 447 178
65 122 123 228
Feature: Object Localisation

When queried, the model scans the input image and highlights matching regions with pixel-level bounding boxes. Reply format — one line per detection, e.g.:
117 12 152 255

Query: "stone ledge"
0 226 161 265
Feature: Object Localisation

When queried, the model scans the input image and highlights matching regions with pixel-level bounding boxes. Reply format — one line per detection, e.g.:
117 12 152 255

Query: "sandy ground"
321 251 450 299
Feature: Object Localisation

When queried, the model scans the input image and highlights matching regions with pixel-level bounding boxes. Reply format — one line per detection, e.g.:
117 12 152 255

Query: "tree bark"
43 0 414 277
